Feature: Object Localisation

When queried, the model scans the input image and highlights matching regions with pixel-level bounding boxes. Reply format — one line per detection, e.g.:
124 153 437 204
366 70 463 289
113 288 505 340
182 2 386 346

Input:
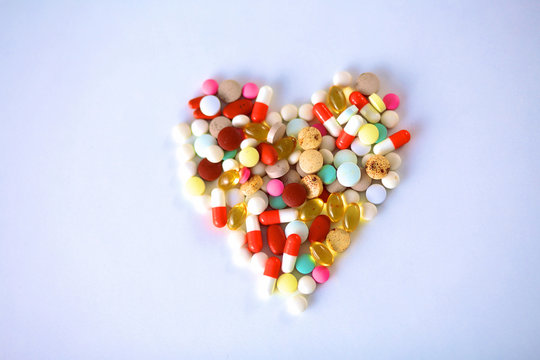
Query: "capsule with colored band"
261 257 281 296
336 115 365 150
211 188 227 228
259 208 298 225
251 85 273 123
349 91 380 123
246 214 263 253
313 103 342 137
282 234 301 273
336 105 359 125
373 129 410 155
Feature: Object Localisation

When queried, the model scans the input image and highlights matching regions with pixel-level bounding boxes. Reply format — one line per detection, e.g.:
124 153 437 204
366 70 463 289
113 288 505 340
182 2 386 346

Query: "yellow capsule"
343 203 360 232
327 192 345 222
298 198 324 221
218 169 240 190
342 86 355 104
327 86 347 114
310 241 334 266
274 136 297 160
244 123 269 141
227 202 247 230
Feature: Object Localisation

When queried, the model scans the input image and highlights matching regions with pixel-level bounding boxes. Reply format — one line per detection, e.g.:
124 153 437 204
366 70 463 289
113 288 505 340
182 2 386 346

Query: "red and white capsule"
251 85 273 123
373 129 411 155
349 91 380 123
336 115 365 150
246 214 263 253
258 208 298 225
211 188 227 228
282 234 301 273
313 103 342 137
261 257 281 296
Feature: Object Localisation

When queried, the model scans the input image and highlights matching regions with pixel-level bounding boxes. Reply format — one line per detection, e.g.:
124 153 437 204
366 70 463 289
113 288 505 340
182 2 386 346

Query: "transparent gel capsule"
327 192 345 222
227 202 247 230
244 123 269 141
218 169 240 190
327 86 347 114
310 241 334 266
275 136 297 160
343 203 360 232
298 198 324 221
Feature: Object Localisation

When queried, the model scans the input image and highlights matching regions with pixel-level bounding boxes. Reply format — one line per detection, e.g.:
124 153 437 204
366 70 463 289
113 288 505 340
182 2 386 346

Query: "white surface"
1 0 540 359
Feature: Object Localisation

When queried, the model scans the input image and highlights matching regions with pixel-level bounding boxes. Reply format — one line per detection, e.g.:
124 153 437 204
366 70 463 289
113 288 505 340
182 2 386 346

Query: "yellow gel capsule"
343 203 360 232
275 136 296 160
299 198 324 221
227 202 247 230
310 241 334 266
342 86 355 104
185 176 205 196
327 86 347 114
327 192 345 222
358 123 379 145
368 93 386 113
244 123 269 141
218 169 240 190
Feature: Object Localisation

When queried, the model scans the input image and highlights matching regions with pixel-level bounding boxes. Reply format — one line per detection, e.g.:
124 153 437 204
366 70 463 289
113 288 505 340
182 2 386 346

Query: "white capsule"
382 171 400 189
255 85 273 105
385 152 402 170
373 138 395 155
172 123 191 143
281 104 298 122
191 119 209 136
360 202 377 221
250 252 269 275
366 184 387 204
211 188 226 207
232 114 250 128
342 114 364 136
286 294 308 315
323 118 342 138
336 105 359 125
298 103 314 121
298 275 317 295
259 275 277 298
199 95 221 116
311 90 327 105
333 70 352 87
282 253 297 274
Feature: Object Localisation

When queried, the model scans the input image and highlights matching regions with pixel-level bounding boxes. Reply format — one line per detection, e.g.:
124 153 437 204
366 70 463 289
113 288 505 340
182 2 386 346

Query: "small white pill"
298 104 314 121
298 275 317 295
177 160 197 180
360 202 377 221
226 188 244 207
172 123 192 143
319 149 334 164
343 189 361 204
385 152 402 170
247 191 268 215
333 70 353 87
240 138 259 149
227 230 246 248
382 171 400 189
191 119 209 136
281 104 298 121
350 138 371 156
222 158 240 172
199 95 221 116
250 252 269 274
320 135 336 151
361 153 374 167
381 110 400 129
288 149 302 165
311 90 327 105
287 294 308 315
251 162 267 176
176 144 195 162
232 114 250 128
265 111 283 127
206 145 224 163
366 184 386 204
285 220 309 243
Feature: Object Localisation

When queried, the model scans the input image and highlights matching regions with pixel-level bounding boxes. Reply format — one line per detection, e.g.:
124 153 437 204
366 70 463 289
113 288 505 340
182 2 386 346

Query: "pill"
356 72 380 95
217 126 243 151
327 85 347 114
319 149 334 164
199 95 221 117
266 179 284 196
226 188 244 207
247 191 268 215
320 135 336 151
202 79 219 95
298 127 322 150
288 149 302 165
327 192 345 222
383 93 400 110
218 169 240 189
277 273 298 294
194 134 217 158
336 114 364 149
366 184 387 204
343 203 361 232
333 149 357 168
382 170 400 189
265 159 290 178
211 188 227 228
381 110 400 129
232 245 252 267
365 154 391 179
296 254 316 275
250 252 268 275
287 294 308 315
185 176 206 196
336 105 360 125
245 122 270 141
312 265 330 284
299 149 324 174
227 202 247 230
176 143 195 162
265 111 283 127
245 214 263 252
300 174 323 199
326 228 351 252
312 103 342 137
227 229 246 249
188 95 203 109
218 79 242 103
350 138 371 156
171 123 191 144
351 169 372 191
368 93 386 113
242 82 259 99
274 136 297 160
317 164 337 185
267 123 287 144
298 103 314 121
209 116 232 138
238 167 251 183
206 145 224 163
282 183 307 208
333 70 353 87
240 138 259 149
251 85 273 123
259 208 298 225
358 124 379 145
285 220 309 243
312 123 328 137
343 189 360 204
267 224 286 255
269 195 287 209
337 162 361 187
232 114 250 128
238 146 260 167
298 275 317 295
326 178 346 194
374 123 388 143
349 91 380 123
361 153 374 168
280 169 301 185
298 198 324 222
310 242 334 266
193 108 216 120
360 202 378 221
282 234 301 273
385 152 402 170
373 129 411 155
197 158 223 181
281 104 298 121
191 119 209 136
308 215 331 243
257 143 278 166
261 257 281 296
286 118 309 138
311 90 327 105
240 175 263 196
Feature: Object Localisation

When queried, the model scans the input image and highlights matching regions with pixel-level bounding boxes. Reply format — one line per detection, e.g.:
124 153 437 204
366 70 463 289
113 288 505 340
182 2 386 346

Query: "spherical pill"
312 266 330 284
217 126 243 151
296 254 316 275
287 294 308 315
298 275 317 295
226 188 244 207
383 93 400 110
206 145 224 163
385 152 402 170
199 95 221 116
366 184 387 204
227 230 246 248
333 149 357 168
300 175 323 199
266 179 284 196
365 154 391 179
350 138 371 156
185 176 205 196
326 228 351 253
194 134 217 158
299 150 324 174
337 162 361 187
242 82 259 99
358 124 379 145
197 158 223 181
232 114 250 128
320 135 336 151
280 104 298 121
282 183 307 208
381 110 400 129
333 70 353 87
382 170 400 189
343 189 361 204
265 111 283 127
298 127 322 150
191 119 209 136
277 273 298 294
217 79 242 103
238 147 260 167
171 123 191 144
356 72 380 95
298 103 314 121
361 202 378 221
202 79 219 95
286 118 309 138
265 159 290 179
209 116 232 138
285 220 309 242
317 164 337 185
311 90 327 105
176 143 195 162
250 252 268 274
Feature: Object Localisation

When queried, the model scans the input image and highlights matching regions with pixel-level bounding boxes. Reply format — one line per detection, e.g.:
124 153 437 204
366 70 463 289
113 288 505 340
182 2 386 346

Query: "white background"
1 1 540 359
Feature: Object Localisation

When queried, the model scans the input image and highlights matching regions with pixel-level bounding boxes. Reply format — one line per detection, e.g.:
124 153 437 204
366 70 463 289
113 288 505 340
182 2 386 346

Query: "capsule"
336 115 365 149
274 136 296 160
349 91 380 123
211 188 227 228
308 215 331 243
327 86 347 114
373 129 411 155
244 122 269 141
246 215 263 253
218 169 240 190
282 234 301 273
343 203 360 232
261 256 281 296
227 202 247 230
336 105 359 125
310 241 334 266
251 85 273 123
259 208 298 225
327 193 345 222
298 198 324 221
313 103 342 137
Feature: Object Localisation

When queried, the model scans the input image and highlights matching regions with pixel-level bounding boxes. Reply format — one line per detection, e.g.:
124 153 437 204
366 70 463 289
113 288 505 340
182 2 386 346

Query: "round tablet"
298 127 322 150
265 111 282 127
197 158 222 181
333 149 357 168
286 118 309 138
194 134 217 158
326 228 351 253
381 110 400 129
227 230 246 248
312 266 330 284
238 147 259 167
277 273 298 294
280 169 301 185
285 220 309 242
250 252 268 274
209 116 232 138
202 79 219 95
383 93 400 110
337 162 361 187
366 184 387 204
311 90 327 105
222 158 239 171
266 179 284 196
333 70 353 87
361 202 378 221
317 164 337 185
171 123 191 144
199 95 221 116
297 275 317 295
326 178 346 193
251 162 267 176
296 254 316 275
351 168 372 191
300 174 323 199
385 152 402 170
358 124 379 145
282 183 307 208
242 82 259 99
267 123 286 144
281 104 298 121
226 188 244 207
356 72 380 95
299 150 324 174
232 245 252 267
217 79 241 103
269 195 287 209
287 294 308 315
320 135 336 151
217 126 242 151
382 171 400 189
361 153 374 167
191 119 209 136
206 144 224 163
185 176 205 196
350 138 371 156
298 103 314 121
232 114 250 128
265 159 290 178
343 189 361 204
374 123 388 143
365 154 391 179
247 192 268 215
311 123 327 137
319 149 334 164
240 138 259 149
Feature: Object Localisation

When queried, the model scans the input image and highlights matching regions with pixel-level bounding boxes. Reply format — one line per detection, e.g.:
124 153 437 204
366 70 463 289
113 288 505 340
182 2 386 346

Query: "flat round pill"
265 159 290 178
185 176 205 196
385 152 402 170
296 162 308 178
240 175 263 196
199 95 221 116
351 168 372 191
381 110 400 129
326 178 346 193
194 134 217 158
285 220 309 242
311 90 327 105
343 189 361 204
297 275 317 295
202 79 218 95
286 118 309 138
382 170 400 189
356 72 380 95
227 229 246 248
296 254 316 275
176 143 195 162
337 162 361 187
286 294 308 315
191 119 209 136
299 150 324 174
350 138 371 156
298 127 322 150
232 114 250 128
280 169 301 185
250 252 268 274
197 158 222 181
171 123 191 144
333 149 357 168
217 79 241 103
298 103 314 121
317 164 337 185
300 174 323 199
326 228 351 253
240 138 259 149
242 82 259 99
265 112 283 127
282 183 307 208
247 191 268 215
267 123 286 144
238 147 260 167
333 70 352 87
383 93 400 110
311 123 327 137
361 202 378 221
266 179 284 196
222 158 239 171
319 149 334 164
269 195 287 209
281 104 298 121
366 184 387 204
358 124 379 145
365 154 391 179
320 135 336 151
217 127 242 151
312 265 330 284
206 144 224 163
277 273 298 294
209 116 232 138
374 123 388 143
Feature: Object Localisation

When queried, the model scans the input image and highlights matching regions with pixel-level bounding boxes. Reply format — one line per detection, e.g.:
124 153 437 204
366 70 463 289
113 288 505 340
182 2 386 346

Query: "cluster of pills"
173 71 410 315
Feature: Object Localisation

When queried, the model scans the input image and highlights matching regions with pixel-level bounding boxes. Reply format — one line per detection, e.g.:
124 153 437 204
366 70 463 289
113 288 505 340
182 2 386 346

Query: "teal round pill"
317 164 337 185
269 195 287 209
223 149 238 160
374 123 388 143
333 149 357 168
286 118 309 138
296 254 316 274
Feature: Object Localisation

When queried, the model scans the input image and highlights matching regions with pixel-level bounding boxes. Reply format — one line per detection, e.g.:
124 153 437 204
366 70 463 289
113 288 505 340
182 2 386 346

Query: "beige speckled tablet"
218 79 242 103
365 154 390 179
355 72 380 96
240 175 263 196
267 123 286 144
326 228 351 253
300 175 323 199
298 150 323 174
209 116 232 138
298 127 322 150
265 159 290 179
